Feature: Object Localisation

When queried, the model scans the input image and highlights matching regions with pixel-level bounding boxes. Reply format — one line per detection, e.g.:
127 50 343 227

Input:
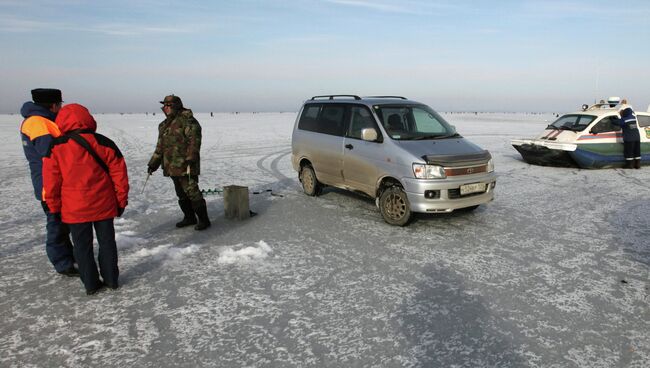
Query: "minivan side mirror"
361 128 378 142
450 125 457 134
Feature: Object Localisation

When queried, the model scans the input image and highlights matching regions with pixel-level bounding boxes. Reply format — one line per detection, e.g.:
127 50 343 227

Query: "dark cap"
31 88 63 104
159 95 183 106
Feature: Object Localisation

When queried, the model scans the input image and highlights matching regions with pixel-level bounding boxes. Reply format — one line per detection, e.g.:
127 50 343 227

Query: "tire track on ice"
255 148 297 191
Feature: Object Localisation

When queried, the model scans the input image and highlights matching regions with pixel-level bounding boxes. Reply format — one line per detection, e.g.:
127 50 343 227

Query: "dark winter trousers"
68 219 119 291
172 175 203 202
41 201 74 273
623 140 641 160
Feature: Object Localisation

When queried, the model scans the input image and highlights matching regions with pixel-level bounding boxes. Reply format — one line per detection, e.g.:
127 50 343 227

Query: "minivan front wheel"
379 186 411 226
300 165 321 196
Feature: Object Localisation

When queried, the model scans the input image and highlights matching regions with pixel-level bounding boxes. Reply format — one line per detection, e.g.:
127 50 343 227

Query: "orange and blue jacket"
20 102 61 201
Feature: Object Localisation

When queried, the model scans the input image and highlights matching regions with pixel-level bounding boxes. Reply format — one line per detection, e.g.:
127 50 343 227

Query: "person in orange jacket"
19 88 77 276
43 104 129 295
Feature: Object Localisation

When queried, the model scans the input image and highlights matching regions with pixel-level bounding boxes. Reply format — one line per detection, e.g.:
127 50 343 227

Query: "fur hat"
31 88 62 104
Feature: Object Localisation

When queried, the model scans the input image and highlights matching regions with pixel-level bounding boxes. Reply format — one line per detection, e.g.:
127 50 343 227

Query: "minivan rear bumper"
401 173 497 213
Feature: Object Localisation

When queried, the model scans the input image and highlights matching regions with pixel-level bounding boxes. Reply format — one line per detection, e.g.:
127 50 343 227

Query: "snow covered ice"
1 111 649 367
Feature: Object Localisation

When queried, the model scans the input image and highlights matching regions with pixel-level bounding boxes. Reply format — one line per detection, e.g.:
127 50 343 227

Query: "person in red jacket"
43 104 129 295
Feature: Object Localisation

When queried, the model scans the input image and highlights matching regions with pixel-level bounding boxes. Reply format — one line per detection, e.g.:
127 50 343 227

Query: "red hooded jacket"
43 104 129 223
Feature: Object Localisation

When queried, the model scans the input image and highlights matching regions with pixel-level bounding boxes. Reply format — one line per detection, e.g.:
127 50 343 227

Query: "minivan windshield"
374 104 458 140
548 114 596 132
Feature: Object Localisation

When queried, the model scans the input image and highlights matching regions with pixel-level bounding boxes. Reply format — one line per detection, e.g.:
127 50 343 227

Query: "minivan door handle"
345 144 354 150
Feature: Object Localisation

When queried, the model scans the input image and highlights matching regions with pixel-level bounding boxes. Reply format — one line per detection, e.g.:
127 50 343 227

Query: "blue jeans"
69 219 119 291
41 201 75 272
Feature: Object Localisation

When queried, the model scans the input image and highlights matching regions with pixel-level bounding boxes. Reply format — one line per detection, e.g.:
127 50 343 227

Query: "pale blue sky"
1 0 649 113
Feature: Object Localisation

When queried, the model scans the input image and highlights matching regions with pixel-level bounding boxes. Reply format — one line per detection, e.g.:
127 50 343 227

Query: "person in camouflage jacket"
147 95 210 230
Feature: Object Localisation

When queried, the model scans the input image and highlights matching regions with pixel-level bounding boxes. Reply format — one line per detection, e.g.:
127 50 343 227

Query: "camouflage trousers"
171 175 203 203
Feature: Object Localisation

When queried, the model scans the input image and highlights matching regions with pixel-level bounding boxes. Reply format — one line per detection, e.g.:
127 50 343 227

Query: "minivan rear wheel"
379 186 411 226
300 165 321 196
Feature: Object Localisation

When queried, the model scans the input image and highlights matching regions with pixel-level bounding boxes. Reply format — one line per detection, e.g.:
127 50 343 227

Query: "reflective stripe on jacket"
616 107 641 142
20 115 62 200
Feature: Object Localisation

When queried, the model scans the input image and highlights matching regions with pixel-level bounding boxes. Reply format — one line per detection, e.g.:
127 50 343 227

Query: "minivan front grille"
444 165 487 177
448 188 486 199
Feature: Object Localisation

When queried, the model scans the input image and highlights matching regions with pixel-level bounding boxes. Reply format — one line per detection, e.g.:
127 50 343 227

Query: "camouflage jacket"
148 109 202 177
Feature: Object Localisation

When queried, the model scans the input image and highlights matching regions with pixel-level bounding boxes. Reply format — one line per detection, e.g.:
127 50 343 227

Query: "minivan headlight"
487 158 494 173
412 163 446 179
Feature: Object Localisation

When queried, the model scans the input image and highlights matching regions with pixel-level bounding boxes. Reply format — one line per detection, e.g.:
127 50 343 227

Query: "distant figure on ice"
147 95 211 230
43 104 130 295
614 100 641 169
19 88 77 277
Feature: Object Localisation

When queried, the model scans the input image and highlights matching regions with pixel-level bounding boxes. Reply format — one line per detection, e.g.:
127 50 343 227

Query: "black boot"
176 199 197 228
192 199 211 231
58 265 80 277
634 159 641 169
624 160 634 169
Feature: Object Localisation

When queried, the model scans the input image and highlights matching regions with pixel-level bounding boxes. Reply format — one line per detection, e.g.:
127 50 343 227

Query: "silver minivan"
291 95 496 226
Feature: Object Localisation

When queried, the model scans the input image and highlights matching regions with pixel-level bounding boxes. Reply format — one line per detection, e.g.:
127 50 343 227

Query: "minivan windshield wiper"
412 133 461 140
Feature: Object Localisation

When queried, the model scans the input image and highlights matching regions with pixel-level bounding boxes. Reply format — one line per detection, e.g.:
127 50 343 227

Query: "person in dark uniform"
19 89 77 276
615 102 641 169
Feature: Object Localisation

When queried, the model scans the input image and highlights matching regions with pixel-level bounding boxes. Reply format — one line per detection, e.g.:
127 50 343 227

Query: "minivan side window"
298 103 347 137
298 104 321 132
319 105 347 136
347 106 380 140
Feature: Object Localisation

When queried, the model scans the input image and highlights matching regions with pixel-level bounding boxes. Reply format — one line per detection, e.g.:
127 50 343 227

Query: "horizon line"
1 110 565 115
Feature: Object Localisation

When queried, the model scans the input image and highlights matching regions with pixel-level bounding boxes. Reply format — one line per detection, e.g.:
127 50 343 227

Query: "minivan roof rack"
364 96 407 100
310 95 361 100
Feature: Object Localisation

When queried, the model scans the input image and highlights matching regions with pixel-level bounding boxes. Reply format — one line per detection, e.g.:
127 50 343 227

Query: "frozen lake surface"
1 111 649 367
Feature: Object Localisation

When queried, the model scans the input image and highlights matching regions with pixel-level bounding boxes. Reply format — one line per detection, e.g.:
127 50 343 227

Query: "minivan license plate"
460 183 485 195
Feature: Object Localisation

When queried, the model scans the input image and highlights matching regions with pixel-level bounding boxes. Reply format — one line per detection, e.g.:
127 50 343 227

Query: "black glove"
117 207 125 217
147 165 156 175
